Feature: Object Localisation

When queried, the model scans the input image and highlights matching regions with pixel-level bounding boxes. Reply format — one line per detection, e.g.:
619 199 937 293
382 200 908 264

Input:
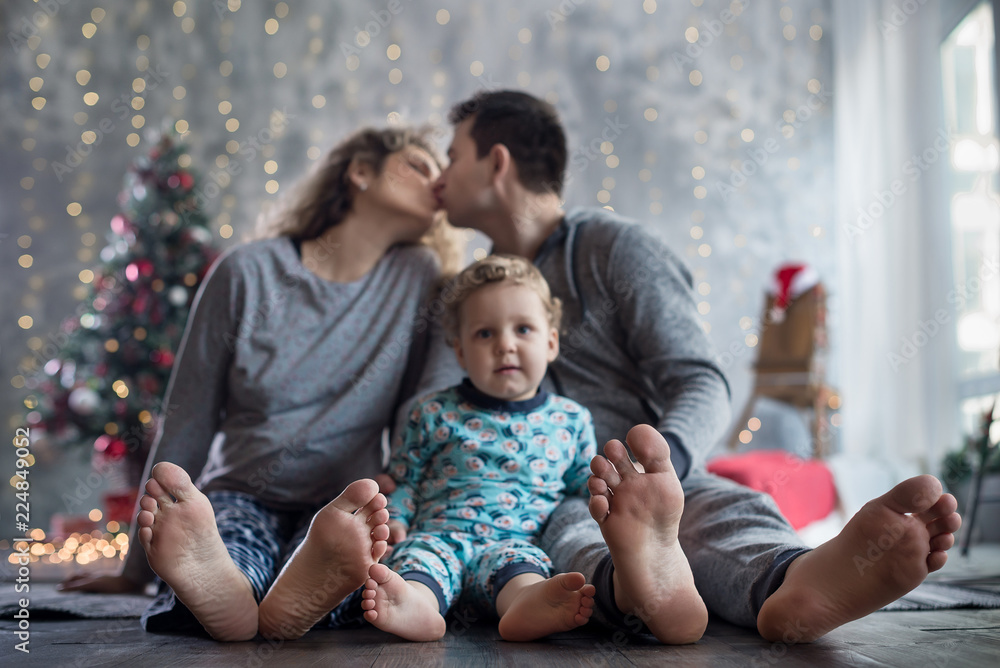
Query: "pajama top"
387 379 598 541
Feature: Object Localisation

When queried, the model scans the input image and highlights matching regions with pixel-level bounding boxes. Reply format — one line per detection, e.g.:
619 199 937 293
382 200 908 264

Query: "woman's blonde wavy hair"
257 126 465 277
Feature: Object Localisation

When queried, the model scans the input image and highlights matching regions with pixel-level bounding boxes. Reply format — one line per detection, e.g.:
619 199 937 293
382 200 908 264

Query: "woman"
60 126 464 641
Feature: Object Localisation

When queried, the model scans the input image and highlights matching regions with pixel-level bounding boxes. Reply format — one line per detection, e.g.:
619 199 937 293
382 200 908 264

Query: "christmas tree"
24 131 218 521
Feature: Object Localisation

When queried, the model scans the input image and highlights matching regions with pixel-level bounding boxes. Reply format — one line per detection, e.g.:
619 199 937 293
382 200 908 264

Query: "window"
941 1 1000 432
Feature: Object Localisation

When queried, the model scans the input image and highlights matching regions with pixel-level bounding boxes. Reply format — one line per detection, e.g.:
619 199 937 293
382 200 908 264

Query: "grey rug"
881 580 1000 611
0 585 150 619
3 581 999 621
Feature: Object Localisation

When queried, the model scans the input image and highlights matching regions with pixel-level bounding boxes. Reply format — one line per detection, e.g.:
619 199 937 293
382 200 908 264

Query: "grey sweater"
410 207 731 479
146 237 440 506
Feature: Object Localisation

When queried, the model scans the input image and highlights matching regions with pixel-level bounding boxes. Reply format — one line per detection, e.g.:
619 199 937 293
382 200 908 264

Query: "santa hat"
768 263 820 323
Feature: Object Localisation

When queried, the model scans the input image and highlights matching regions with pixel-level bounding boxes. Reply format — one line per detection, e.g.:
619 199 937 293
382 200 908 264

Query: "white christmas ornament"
168 286 188 306
68 387 101 415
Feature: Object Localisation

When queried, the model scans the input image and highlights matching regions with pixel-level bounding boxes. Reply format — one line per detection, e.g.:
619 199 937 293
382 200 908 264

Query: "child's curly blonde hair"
442 255 562 344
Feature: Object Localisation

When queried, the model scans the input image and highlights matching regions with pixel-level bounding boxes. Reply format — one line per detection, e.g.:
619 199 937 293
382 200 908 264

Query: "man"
414 89 961 643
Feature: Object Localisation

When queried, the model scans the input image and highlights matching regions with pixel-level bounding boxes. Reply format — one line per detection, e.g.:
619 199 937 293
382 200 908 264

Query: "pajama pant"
539 468 810 635
385 530 552 615
141 490 363 634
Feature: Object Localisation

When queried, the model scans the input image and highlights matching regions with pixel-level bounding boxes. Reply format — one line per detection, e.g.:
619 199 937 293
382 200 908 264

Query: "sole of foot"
257 479 389 640
137 462 258 641
361 563 447 642
757 474 961 643
588 424 708 644
497 572 596 642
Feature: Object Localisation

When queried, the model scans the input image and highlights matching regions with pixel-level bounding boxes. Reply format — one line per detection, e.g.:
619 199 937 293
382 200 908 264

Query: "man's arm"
609 225 731 476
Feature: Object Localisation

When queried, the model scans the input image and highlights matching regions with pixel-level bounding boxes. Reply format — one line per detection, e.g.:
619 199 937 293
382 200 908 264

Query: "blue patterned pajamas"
142 491 363 633
386 379 597 616
386 531 552 612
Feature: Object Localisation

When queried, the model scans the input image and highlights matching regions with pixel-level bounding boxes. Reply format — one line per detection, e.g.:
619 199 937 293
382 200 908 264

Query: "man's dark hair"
448 90 567 196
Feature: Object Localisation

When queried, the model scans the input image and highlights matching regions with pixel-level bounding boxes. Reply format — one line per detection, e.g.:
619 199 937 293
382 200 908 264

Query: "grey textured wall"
1 0 833 528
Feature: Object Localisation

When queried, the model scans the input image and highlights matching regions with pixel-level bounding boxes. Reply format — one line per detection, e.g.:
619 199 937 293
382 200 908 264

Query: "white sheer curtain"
833 0 958 471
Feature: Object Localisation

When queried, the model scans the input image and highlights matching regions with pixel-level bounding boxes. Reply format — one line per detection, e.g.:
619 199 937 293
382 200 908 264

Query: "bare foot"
497 572 596 642
588 425 708 644
361 563 446 641
257 479 390 640
757 475 961 643
137 462 258 641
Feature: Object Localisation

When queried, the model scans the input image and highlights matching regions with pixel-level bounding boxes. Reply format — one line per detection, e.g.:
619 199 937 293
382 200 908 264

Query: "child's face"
453 282 559 402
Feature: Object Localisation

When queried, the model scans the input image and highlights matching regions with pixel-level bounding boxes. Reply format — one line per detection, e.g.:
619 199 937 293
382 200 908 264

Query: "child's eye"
516 325 532 335
474 329 492 339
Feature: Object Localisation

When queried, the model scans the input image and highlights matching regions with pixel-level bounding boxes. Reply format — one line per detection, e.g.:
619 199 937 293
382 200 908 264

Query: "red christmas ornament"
105 438 128 460
179 172 194 190
157 350 175 367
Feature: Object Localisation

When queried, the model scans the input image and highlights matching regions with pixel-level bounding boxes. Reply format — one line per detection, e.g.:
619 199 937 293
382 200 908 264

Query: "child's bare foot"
257 479 390 640
137 462 258 641
757 475 961 643
588 425 708 644
361 563 446 641
497 572 596 642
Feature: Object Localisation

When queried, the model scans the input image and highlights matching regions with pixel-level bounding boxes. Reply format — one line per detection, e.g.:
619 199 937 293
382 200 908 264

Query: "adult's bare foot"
257 479 389 640
137 462 258 641
757 475 961 643
361 563 446 642
588 424 707 644
497 572 596 642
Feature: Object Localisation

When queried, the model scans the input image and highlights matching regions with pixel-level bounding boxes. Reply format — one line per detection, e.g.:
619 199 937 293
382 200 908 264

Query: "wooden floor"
2 608 998 667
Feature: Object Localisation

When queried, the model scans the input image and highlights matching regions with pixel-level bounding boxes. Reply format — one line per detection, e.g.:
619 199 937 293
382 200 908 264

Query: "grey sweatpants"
539 468 809 631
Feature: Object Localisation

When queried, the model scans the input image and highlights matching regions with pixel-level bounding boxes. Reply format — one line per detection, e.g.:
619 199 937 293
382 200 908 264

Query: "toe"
361 493 388 520
138 525 152 550
588 494 609 522
603 440 639 479
137 509 154 528
882 475 942 515
150 462 197 502
368 508 390 528
144 478 173 506
590 455 621 487
927 550 949 572
929 532 955 553
368 562 392 584
558 572 586 591
372 522 390 541
587 475 610 496
916 493 959 524
926 513 962 538
332 479 380 514
139 494 158 513
372 539 388 563
625 425 674 474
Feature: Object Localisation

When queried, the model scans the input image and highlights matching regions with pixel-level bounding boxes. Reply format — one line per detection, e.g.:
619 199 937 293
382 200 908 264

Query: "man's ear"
546 327 560 363
488 143 512 184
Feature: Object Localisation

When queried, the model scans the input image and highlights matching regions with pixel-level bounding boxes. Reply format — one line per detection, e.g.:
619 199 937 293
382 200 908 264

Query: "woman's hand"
57 573 146 595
